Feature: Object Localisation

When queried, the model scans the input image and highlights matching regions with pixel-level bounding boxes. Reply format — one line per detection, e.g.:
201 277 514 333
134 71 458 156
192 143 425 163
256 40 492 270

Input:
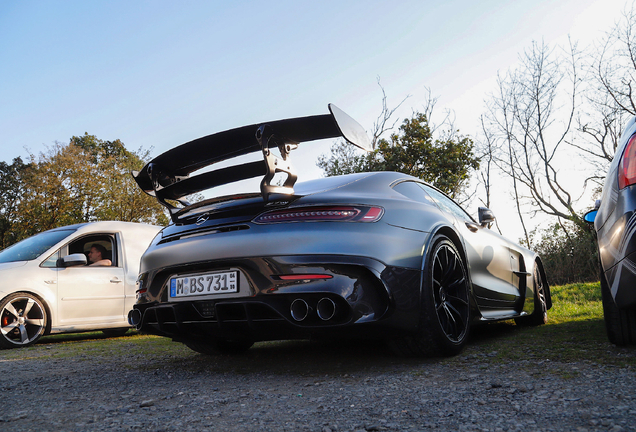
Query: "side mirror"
61 253 87 267
584 200 601 224
478 207 496 227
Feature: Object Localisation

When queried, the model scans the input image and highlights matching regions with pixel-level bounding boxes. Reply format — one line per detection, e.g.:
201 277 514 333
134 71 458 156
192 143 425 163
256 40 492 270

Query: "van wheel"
0 293 48 348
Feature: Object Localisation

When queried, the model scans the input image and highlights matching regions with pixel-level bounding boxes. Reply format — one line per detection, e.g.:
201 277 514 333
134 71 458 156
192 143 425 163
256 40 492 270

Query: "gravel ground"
1 331 635 432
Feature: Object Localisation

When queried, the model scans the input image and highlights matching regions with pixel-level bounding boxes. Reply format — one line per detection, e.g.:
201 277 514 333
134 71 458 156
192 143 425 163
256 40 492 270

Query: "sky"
0 0 630 239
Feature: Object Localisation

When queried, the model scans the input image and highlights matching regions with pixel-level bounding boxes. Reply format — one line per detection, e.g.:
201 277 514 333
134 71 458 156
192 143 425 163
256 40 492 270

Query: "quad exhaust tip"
128 309 142 327
290 298 337 322
290 299 309 321
317 298 336 321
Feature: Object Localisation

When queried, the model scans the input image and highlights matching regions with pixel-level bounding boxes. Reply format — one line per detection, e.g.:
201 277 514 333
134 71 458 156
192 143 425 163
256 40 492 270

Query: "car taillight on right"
619 134 636 189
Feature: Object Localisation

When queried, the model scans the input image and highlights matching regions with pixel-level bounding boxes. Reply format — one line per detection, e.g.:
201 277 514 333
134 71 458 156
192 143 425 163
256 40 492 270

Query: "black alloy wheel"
389 235 470 357
0 292 48 348
429 237 471 348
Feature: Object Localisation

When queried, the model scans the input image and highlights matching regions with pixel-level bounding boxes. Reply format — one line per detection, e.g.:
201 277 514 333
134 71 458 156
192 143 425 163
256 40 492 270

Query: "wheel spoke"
446 293 469 306
23 299 36 316
442 303 459 338
25 318 45 327
446 275 466 292
440 249 455 287
18 324 30 343
4 302 19 319
1 321 18 334
433 276 442 289
434 256 444 283
445 302 466 328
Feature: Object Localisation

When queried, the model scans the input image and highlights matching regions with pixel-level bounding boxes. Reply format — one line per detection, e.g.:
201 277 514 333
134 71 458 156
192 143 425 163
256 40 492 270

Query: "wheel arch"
421 224 477 309
424 225 469 268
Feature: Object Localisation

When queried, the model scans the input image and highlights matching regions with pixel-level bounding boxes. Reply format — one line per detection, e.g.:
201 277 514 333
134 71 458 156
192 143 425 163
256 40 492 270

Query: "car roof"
47 221 161 235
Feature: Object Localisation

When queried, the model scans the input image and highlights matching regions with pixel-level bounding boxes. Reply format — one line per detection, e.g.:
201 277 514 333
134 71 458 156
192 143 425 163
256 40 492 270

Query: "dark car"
585 116 636 345
128 104 551 356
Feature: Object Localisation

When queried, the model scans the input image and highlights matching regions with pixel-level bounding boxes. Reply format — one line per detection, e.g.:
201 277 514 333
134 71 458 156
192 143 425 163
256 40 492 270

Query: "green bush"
530 222 599 285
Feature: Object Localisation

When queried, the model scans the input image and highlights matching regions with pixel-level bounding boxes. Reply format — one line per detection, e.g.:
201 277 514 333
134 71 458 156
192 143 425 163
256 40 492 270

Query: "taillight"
619 134 636 189
253 206 384 224
135 277 147 299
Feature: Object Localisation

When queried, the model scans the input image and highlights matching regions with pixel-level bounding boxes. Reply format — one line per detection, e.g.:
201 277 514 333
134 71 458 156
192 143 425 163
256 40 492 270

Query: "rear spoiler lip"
133 104 371 220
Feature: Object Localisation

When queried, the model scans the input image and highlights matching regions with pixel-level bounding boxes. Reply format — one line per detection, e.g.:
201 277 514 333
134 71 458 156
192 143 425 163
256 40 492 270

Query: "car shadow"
38 329 136 344
26 318 636 376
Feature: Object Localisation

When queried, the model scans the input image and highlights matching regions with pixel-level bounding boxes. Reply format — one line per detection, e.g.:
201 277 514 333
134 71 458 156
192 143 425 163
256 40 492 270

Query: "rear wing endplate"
132 104 371 219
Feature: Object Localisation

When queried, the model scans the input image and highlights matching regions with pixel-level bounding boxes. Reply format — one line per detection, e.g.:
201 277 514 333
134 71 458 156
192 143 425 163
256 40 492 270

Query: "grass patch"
548 281 603 324
458 281 636 368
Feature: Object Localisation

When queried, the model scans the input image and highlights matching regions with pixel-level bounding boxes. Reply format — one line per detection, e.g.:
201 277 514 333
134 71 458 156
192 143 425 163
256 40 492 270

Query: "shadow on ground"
9 317 634 374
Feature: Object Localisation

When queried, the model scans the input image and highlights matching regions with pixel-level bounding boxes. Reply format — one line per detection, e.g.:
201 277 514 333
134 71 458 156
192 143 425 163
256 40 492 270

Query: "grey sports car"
586 115 636 345
129 104 551 356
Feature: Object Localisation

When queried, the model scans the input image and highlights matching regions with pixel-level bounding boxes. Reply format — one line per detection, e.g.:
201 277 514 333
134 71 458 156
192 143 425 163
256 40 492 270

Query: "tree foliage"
318 112 479 200
0 134 168 248
529 222 598 285
0 158 28 248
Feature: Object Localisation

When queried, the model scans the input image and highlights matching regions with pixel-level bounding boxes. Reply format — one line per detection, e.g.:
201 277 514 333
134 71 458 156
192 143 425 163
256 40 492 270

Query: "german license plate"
170 270 238 298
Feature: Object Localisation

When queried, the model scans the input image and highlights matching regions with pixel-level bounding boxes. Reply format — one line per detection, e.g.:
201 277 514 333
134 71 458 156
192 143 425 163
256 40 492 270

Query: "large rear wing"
133 104 371 219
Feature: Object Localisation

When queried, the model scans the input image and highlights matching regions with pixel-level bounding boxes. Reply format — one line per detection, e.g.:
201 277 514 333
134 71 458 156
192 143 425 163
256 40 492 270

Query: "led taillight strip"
253 206 383 224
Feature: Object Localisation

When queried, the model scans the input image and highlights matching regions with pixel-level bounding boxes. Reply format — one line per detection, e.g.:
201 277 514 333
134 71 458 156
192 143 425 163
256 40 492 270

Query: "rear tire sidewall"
420 235 471 356
601 271 636 345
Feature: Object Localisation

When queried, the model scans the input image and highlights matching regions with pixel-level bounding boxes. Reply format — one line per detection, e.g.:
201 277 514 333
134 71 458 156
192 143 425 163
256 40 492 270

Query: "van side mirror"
584 210 597 224
61 253 88 267
478 207 496 227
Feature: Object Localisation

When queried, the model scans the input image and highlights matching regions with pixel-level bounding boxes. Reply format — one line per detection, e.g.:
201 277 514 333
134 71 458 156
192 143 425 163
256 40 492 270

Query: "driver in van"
87 244 112 266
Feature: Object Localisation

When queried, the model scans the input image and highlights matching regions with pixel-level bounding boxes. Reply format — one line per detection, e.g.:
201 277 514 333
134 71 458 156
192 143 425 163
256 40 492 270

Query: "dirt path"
1 331 635 431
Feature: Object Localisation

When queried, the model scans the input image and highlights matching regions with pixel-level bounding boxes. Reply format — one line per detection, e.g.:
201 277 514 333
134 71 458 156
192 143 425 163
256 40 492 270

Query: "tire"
601 271 636 345
515 263 548 326
390 235 471 357
102 328 130 338
0 292 48 348
184 339 254 355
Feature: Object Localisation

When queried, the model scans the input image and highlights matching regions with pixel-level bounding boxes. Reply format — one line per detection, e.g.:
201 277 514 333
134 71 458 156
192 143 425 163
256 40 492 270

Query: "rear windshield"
295 173 372 195
0 229 75 263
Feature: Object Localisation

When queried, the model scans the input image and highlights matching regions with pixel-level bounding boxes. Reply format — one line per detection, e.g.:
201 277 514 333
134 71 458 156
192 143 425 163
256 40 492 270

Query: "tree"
318 98 479 200
482 40 586 246
69 133 169 224
2 135 168 246
0 157 28 248
575 4 636 189
529 221 598 285
370 113 478 199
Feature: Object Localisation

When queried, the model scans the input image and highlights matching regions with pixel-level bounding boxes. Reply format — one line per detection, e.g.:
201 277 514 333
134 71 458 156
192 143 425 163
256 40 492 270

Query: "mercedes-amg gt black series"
129 104 551 356
586 115 636 345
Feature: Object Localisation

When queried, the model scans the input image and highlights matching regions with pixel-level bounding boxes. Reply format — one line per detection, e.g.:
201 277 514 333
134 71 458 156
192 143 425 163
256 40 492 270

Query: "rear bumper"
131 256 422 342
